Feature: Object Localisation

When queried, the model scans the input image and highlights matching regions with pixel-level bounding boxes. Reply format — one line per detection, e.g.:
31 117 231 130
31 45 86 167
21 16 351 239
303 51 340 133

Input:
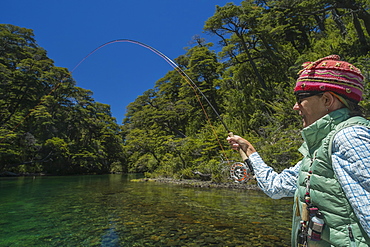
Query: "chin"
302 120 310 128
301 119 307 128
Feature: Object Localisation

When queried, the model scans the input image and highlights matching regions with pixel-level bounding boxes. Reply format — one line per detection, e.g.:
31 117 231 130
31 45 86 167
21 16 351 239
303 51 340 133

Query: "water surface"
0 174 292 246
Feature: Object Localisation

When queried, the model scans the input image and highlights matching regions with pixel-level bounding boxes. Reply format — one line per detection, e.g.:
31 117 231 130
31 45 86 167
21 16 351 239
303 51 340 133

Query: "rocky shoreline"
135 177 261 190
0 172 260 190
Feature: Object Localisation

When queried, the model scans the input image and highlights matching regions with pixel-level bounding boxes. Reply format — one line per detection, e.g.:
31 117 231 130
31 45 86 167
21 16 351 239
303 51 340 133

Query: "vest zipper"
348 224 357 247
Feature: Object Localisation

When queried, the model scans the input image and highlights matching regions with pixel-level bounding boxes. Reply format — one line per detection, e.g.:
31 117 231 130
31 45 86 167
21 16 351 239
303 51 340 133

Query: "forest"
1 0 370 181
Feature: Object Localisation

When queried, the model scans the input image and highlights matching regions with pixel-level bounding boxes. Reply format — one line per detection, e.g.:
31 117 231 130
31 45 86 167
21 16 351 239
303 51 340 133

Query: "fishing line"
1 39 253 182
72 39 231 157
72 39 230 132
1 39 230 152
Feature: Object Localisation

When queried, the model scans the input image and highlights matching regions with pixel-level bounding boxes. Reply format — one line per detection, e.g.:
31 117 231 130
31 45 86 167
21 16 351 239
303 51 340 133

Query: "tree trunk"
352 12 369 53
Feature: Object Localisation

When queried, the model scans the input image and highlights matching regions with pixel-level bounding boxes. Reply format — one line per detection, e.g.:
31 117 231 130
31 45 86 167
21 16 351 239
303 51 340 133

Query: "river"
0 174 292 246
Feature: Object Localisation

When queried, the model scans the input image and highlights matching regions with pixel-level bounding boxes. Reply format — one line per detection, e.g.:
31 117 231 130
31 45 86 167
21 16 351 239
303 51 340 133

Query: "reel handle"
228 132 248 161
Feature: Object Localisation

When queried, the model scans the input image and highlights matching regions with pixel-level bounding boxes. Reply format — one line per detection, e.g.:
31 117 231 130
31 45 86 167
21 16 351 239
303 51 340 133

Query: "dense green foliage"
0 24 126 175
1 0 370 180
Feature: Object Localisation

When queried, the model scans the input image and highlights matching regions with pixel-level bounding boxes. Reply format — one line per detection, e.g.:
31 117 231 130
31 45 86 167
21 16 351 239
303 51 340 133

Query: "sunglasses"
295 92 324 104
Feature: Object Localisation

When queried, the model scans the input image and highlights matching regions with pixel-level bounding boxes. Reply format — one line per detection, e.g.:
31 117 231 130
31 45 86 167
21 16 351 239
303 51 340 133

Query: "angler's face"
293 93 327 128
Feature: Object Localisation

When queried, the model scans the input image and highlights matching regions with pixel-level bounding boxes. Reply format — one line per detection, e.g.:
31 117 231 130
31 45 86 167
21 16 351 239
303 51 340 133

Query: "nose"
293 102 300 111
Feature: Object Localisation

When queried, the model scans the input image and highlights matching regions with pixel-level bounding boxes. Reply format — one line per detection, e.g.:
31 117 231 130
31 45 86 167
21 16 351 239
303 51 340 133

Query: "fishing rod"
72 39 230 132
3 39 253 182
73 39 253 182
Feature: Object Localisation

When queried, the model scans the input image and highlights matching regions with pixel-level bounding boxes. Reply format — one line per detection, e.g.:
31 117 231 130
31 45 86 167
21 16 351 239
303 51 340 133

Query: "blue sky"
2 0 241 124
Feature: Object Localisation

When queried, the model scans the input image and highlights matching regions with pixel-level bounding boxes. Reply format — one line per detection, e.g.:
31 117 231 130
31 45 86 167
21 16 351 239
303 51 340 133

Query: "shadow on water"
0 174 292 246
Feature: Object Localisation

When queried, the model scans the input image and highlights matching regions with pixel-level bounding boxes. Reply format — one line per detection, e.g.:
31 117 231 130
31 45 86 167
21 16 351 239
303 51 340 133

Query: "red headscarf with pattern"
294 55 365 102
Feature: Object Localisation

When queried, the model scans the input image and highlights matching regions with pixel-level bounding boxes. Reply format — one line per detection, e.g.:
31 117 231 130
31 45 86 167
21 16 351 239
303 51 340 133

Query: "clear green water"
0 174 292 246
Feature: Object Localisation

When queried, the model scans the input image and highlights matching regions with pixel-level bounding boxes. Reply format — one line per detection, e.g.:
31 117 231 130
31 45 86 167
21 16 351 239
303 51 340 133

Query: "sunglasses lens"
296 94 309 103
295 92 323 103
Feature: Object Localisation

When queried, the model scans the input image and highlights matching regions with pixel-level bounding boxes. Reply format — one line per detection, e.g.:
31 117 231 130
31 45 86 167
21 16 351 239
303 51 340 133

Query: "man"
227 55 370 246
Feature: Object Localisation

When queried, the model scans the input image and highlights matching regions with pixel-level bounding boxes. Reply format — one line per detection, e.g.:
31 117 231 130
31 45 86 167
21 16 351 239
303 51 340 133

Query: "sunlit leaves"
0 24 125 175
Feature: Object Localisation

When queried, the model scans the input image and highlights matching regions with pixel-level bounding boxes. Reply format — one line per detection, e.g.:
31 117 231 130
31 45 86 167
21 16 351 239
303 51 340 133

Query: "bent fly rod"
72 39 230 132
73 39 253 182
5 39 254 182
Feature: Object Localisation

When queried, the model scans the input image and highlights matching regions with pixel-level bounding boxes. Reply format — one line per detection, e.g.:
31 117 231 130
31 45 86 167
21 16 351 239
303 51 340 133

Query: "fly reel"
230 162 253 183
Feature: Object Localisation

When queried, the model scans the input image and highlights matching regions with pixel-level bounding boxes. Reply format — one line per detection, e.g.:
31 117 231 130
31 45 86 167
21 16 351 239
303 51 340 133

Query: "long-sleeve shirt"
249 125 370 238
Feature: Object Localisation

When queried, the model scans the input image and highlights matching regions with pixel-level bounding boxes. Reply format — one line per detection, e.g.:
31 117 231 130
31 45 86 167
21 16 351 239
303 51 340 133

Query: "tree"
0 24 126 175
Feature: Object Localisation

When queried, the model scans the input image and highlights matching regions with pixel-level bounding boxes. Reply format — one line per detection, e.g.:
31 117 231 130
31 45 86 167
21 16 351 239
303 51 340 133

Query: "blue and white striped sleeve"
332 125 370 238
248 152 299 199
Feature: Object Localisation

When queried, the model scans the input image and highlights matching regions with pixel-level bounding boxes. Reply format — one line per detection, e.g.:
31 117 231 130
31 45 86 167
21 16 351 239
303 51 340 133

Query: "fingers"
230 143 240 150
226 135 257 156
227 134 240 142
227 135 242 150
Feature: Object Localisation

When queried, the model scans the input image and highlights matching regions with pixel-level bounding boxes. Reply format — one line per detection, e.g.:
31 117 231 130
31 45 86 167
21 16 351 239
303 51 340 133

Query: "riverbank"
133 177 261 190
0 172 260 190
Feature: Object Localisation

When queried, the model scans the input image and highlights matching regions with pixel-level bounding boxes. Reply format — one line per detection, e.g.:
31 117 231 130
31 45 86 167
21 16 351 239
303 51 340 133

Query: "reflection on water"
0 174 292 246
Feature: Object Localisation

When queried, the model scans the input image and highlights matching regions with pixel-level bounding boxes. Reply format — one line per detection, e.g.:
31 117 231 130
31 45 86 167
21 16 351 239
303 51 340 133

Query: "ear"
322 92 335 107
322 92 342 110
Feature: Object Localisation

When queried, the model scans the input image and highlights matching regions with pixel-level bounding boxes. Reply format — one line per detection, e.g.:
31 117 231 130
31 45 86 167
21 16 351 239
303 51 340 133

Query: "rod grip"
228 132 248 161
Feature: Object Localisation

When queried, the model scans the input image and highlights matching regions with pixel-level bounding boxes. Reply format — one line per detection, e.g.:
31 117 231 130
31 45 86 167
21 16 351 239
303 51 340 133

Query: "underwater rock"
134 178 261 190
